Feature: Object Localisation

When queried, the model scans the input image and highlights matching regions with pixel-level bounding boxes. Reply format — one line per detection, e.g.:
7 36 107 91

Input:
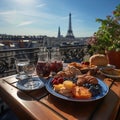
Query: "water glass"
15 55 30 80
23 63 40 89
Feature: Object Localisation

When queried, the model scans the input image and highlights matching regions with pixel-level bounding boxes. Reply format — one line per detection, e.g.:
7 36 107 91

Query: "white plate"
17 77 44 91
46 78 109 102
100 69 120 78
97 64 115 69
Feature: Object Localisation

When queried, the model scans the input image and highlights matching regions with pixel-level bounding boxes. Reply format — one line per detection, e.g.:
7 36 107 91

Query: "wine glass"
23 62 40 89
15 54 30 80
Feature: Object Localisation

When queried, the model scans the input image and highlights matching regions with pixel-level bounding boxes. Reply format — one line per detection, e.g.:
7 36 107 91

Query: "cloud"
0 10 16 15
0 0 61 26
17 21 33 27
0 10 18 25
36 3 46 8
12 0 36 6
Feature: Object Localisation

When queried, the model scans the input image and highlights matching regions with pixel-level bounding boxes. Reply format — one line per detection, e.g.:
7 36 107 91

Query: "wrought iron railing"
0 45 90 77
0 48 39 77
60 45 90 63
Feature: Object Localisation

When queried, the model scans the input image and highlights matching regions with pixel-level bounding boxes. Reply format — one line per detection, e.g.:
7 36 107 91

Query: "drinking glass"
15 54 30 80
23 62 40 89
50 47 63 75
36 47 51 78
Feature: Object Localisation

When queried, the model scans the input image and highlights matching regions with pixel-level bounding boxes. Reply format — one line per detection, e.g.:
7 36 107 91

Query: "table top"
0 74 120 120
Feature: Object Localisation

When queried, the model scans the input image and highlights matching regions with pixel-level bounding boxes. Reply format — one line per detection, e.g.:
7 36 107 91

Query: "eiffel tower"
66 13 75 39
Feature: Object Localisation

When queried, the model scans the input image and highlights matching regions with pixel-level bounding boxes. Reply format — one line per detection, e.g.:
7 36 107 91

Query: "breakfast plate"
46 78 109 102
17 77 44 91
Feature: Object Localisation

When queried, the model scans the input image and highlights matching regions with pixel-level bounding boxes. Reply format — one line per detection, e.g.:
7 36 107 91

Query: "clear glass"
15 54 30 80
36 47 51 78
23 63 40 89
50 47 63 75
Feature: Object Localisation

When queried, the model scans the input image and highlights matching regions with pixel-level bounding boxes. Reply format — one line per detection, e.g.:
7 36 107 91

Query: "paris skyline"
0 0 119 37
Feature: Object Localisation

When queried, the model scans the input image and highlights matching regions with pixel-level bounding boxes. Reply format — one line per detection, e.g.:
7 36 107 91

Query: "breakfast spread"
48 54 110 99
39 54 111 100
51 74 102 99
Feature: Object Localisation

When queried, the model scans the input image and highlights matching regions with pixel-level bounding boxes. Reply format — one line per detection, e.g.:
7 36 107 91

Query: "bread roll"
89 54 108 66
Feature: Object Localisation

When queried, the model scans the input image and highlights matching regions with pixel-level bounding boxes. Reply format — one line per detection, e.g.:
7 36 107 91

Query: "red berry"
58 77 64 83
84 62 89 65
51 77 64 85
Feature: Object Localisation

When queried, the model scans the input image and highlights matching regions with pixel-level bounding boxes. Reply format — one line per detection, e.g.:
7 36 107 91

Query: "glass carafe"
50 47 63 74
36 47 51 78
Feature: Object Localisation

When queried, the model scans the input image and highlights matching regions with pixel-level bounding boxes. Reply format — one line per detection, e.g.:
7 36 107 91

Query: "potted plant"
88 4 120 68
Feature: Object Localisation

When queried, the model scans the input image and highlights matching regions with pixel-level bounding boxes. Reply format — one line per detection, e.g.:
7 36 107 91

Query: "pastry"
68 62 82 70
55 66 82 78
77 74 98 86
72 86 92 99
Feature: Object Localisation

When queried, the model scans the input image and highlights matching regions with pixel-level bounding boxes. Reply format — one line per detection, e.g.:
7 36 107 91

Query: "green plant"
88 4 120 54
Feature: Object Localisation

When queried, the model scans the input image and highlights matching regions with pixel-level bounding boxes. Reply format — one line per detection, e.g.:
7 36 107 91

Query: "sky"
0 0 119 37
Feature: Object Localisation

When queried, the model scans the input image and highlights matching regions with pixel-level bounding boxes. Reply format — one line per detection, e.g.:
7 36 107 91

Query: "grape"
89 84 102 97
83 83 102 97
83 83 92 88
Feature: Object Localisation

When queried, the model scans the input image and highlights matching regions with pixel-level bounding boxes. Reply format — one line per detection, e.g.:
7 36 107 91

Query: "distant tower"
66 13 75 39
57 26 61 38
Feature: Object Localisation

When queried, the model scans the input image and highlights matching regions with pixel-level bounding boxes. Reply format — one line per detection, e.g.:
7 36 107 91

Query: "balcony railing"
0 45 90 77
0 48 39 77
59 44 90 63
